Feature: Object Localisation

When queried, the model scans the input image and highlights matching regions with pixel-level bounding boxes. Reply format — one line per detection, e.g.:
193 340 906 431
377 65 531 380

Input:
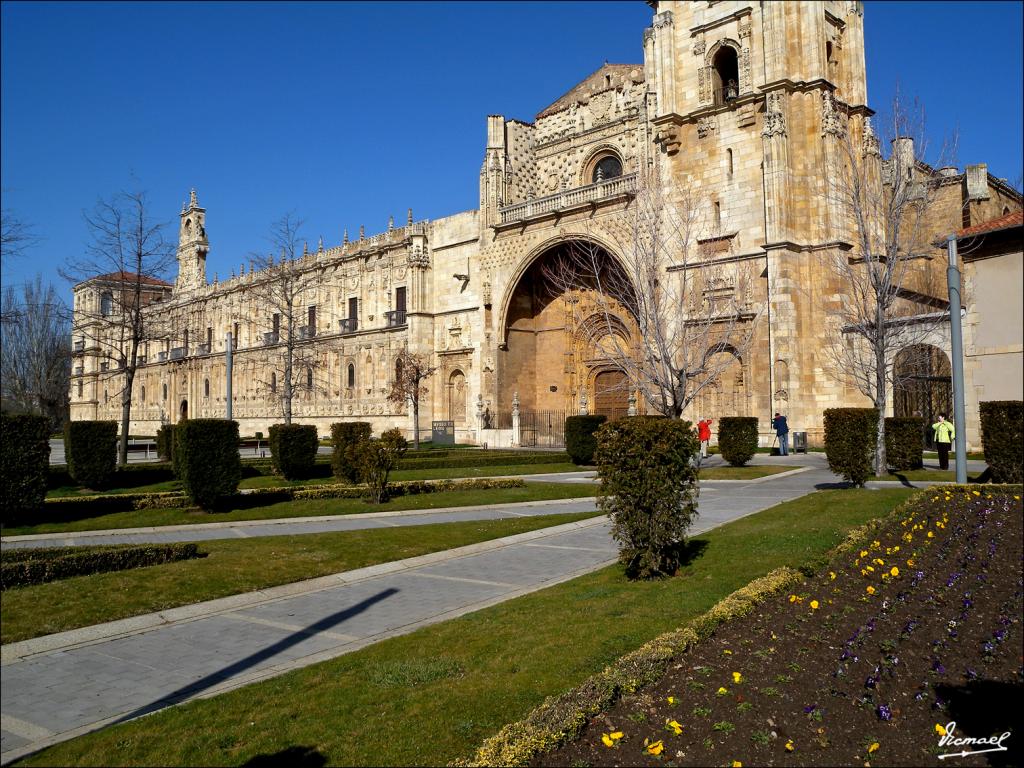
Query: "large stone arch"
496 236 638 417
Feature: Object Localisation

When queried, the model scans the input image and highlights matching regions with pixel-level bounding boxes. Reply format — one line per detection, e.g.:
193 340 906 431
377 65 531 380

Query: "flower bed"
527 486 1022 767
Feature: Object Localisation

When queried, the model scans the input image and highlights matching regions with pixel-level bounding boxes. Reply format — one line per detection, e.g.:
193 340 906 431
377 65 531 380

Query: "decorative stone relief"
739 17 752 39
698 67 712 104
697 116 717 139
740 47 751 92
862 117 881 157
761 92 787 138
821 91 846 137
693 36 705 56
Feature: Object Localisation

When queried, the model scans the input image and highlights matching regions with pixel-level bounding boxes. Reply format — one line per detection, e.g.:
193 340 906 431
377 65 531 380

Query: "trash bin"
792 431 808 454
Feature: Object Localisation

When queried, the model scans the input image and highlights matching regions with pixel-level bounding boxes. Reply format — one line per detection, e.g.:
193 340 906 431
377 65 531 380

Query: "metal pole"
225 331 233 421
946 235 968 484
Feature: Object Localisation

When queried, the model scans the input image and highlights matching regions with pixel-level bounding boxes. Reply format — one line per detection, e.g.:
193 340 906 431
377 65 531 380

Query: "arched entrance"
498 239 638 423
894 344 951 448
448 370 467 425
179 399 189 421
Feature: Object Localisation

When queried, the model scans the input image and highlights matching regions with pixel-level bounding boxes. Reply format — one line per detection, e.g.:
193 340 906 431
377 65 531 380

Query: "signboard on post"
432 420 455 446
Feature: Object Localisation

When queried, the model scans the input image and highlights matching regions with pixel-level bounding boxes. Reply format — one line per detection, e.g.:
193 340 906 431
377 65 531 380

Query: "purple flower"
877 704 892 721
966 668 979 679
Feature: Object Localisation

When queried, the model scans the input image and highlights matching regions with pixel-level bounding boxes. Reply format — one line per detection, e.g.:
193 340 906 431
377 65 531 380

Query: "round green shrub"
594 416 699 580
354 428 408 503
268 423 319 479
331 421 372 483
176 419 242 510
823 407 878 486
717 417 759 467
64 420 117 489
884 416 924 471
564 415 607 465
980 400 1023 483
1 412 51 517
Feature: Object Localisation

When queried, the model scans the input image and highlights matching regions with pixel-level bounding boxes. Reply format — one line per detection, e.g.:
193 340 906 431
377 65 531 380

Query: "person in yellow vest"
932 414 955 471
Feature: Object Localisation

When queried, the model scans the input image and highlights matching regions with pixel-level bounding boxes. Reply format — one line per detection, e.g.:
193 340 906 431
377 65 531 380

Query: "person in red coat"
697 418 713 459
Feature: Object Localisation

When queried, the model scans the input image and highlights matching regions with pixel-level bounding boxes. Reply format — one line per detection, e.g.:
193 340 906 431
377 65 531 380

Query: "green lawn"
698 465 800 480
874 469 984 482
18 487 915 767
2 482 597 537
1 511 600 645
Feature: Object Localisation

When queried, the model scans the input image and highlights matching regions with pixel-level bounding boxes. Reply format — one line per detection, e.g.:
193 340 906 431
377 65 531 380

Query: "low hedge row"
455 567 802 767
1 543 202 589
393 453 570 471
980 400 1023 483
242 477 526 504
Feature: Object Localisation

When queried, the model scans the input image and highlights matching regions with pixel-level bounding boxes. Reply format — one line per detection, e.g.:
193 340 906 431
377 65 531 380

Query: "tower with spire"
175 189 209 293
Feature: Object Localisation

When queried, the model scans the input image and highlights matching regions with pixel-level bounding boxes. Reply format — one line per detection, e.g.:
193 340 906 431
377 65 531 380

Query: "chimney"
965 163 990 200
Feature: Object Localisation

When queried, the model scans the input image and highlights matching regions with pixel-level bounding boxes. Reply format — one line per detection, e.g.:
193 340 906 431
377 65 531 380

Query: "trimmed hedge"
594 416 699 579
64 420 117 488
717 417 759 467
823 407 878 486
980 400 1023 483
176 419 242 510
156 424 176 463
395 452 570 471
884 416 924 471
1 413 51 516
331 422 373 483
1 543 201 589
268 423 319 480
565 415 607 465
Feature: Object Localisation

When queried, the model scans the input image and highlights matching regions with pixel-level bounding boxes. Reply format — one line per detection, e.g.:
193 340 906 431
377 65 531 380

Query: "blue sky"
2 1 1021 300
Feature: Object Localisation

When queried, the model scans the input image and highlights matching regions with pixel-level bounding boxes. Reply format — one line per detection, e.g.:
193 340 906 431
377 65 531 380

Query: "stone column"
511 391 520 447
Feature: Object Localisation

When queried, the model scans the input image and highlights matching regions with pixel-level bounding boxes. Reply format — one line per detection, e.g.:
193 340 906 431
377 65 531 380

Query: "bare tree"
0 276 71 429
62 190 175 465
247 213 325 424
818 92 957 476
542 170 760 419
1 205 39 263
387 348 437 449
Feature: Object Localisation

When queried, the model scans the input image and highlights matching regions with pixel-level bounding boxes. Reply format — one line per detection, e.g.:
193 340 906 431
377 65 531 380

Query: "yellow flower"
1014 495 1020 500
928 531 934 538
789 594 798 602
866 565 875 572
723 649 733 655
601 734 615 747
810 600 820 610
907 558 915 567
732 762 743 768
873 558 884 565
866 585 876 595
733 671 743 683
610 732 623 740
890 566 899 577
667 696 676 705
785 740 795 752
667 720 683 735
646 740 664 756
717 686 728 695
935 723 947 736
860 550 868 558
868 742 880 753
893 545 900 551
973 490 980 496
872 540 881 548
829 571 836 580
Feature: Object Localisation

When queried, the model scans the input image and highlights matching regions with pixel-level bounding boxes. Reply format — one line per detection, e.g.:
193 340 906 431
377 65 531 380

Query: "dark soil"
538 488 1023 768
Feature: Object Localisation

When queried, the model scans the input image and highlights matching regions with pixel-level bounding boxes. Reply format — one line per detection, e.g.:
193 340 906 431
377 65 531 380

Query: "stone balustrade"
499 173 637 224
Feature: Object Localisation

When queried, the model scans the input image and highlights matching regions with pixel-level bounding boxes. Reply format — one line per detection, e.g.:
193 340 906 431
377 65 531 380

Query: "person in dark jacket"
772 412 789 456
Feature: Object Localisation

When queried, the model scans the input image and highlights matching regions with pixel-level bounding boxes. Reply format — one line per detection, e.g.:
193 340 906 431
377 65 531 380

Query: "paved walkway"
0 455 984 764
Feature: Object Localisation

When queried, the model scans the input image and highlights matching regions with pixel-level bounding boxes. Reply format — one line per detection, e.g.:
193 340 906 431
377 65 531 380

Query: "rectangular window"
308 306 316 335
348 297 358 319
233 322 240 349
395 286 407 312
206 327 212 347
272 314 280 334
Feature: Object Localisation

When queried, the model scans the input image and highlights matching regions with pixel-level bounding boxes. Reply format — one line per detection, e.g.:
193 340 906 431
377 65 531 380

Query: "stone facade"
70 1 1021 448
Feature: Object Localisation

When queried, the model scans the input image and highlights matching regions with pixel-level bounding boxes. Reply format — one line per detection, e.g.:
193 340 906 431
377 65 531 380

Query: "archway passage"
498 239 637 421
894 344 951 448
180 399 189 422
448 370 467 425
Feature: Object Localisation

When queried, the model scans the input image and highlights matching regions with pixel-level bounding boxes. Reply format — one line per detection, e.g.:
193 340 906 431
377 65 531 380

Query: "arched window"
77 380 83 398
104 389 108 403
204 378 210 398
347 363 355 389
592 155 623 184
163 383 168 400
711 45 739 105
395 357 404 383
100 291 113 317
306 367 313 390
271 372 277 393
894 344 952 448
726 148 734 177
141 385 146 403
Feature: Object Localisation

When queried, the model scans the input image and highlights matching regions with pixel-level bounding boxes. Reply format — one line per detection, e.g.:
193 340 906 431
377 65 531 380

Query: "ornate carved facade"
71 1 1020 446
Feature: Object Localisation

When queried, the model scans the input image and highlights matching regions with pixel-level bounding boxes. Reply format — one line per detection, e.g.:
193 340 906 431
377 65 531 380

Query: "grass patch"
19 488 915 767
3 483 596 537
698 465 799 480
1 511 600 645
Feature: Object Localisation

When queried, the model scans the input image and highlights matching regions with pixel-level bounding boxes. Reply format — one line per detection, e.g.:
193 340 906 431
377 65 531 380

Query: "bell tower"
175 189 209 293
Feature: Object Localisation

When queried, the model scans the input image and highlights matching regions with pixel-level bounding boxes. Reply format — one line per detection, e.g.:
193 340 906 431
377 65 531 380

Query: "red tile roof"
956 209 1022 239
94 270 172 287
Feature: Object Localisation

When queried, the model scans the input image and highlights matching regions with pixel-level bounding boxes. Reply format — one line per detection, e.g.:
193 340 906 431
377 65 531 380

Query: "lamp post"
946 235 968 484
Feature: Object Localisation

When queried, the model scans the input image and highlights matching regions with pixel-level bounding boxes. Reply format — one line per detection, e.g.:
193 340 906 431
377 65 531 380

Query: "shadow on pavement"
112 587 399 727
